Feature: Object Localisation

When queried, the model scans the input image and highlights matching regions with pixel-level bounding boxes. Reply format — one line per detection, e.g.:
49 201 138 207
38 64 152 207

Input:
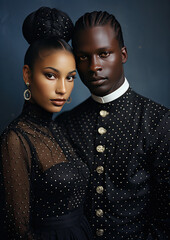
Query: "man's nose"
55 78 66 94
89 55 102 72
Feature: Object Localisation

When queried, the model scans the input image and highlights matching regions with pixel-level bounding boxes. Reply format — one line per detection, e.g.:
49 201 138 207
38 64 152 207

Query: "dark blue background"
0 0 170 133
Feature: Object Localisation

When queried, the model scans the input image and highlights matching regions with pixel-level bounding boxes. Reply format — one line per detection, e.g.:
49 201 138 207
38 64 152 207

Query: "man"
56 11 169 239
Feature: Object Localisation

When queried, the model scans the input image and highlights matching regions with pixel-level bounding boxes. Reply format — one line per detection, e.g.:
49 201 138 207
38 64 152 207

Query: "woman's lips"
50 99 66 106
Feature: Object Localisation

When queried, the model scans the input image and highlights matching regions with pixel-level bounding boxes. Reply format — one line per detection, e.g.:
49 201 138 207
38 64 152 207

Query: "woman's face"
23 49 76 113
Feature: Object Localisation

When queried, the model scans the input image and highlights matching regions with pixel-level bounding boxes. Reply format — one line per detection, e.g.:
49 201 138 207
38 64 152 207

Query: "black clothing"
56 88 170 239
0 101 92 240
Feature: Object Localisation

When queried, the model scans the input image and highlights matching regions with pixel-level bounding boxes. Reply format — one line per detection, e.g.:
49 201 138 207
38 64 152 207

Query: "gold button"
99 110 109 117
96 186 104 194
98 127 107 135
96 145 105 153
96 166 104 174
96 229 104 236
96 209 104 217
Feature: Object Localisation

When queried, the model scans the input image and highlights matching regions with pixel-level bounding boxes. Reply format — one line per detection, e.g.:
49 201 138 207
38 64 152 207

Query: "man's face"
74 24 127 96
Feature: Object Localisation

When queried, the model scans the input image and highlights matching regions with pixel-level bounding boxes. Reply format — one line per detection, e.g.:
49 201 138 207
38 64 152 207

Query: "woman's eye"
45 73 56 80
67 75 76 81
100 52 110 58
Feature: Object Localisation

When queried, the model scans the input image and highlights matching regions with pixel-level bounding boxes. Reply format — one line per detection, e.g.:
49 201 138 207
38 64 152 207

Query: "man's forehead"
74 25 117 52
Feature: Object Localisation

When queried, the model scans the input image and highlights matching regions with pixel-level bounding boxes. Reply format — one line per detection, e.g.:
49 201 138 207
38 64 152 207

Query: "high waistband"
32 208 84 231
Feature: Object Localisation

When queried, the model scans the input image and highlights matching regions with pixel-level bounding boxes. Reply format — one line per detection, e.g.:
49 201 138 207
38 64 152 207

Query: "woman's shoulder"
0 115 27 144
0 116 32 165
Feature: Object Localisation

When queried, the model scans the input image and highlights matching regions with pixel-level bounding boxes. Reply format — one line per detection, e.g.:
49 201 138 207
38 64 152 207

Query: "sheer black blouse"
0 101 90 239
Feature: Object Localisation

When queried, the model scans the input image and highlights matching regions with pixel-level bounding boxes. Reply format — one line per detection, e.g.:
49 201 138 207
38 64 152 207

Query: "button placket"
96 228 104 236
96 185 104 194
96 208 104 217
92 108 109 236
96 145 105 153
96 166 104 174
98 127 107 135
99 110 109 117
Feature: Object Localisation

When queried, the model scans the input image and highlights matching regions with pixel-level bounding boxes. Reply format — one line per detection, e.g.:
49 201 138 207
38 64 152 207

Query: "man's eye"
45 73 56 80
79 56 87 61
100 52 110 58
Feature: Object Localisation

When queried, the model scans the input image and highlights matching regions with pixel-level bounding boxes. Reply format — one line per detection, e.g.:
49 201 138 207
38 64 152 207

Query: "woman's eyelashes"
44 72 76 82
66 74 76 82
44 72 56 80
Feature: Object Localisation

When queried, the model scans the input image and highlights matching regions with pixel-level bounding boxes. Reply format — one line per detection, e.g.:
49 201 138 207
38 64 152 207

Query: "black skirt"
32 208 93 240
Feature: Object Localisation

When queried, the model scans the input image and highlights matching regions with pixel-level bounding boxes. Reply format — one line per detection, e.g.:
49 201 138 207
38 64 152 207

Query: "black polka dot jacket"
56 87 170 240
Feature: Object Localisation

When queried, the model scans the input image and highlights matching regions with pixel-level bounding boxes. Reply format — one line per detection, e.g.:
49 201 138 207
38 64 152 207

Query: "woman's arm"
0 129 35 239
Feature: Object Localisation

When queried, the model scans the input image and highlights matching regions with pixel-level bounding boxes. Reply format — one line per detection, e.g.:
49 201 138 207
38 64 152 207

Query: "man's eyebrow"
76 47 112 54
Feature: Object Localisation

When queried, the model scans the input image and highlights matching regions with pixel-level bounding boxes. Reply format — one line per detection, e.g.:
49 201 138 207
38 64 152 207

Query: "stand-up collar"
91 78 129 104
21 101 53 125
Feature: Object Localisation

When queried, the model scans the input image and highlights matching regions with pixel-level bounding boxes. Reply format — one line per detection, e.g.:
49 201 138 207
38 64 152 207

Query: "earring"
24 82 31 100
66 96 72 104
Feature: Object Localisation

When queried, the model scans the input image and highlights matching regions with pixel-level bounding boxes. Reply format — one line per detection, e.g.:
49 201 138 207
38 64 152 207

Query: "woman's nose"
55 79 66 94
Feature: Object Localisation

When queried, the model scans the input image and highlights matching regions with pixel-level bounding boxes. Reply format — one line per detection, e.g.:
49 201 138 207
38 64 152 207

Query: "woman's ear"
121 46 128 64
23 65 32 85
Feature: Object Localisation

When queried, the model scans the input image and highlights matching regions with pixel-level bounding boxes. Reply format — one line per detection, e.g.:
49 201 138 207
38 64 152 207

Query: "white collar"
91 78 129 104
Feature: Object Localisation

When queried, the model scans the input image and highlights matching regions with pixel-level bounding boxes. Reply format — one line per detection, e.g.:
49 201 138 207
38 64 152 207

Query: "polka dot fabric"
56 87 170 239
0 101 92 239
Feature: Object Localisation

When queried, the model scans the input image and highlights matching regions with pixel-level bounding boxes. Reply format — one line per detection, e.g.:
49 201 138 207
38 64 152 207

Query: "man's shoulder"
129 90 169 132
132 89 169 114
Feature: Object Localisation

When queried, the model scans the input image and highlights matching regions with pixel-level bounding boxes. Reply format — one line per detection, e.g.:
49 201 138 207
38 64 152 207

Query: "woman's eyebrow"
43 67 76 75
68 70 76 74
43 67 59 72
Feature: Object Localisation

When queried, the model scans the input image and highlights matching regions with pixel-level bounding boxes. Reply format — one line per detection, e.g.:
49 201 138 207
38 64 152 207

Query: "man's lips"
89 76 107 81
50 99 66 106
88 76 107 85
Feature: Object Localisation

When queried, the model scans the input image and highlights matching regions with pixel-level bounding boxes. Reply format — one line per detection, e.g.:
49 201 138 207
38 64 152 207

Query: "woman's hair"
72 11 124 49
22 7 74 70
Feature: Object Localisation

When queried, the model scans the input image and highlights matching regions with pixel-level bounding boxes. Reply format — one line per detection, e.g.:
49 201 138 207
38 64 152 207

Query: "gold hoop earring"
24 82 31 100
66 96 72 104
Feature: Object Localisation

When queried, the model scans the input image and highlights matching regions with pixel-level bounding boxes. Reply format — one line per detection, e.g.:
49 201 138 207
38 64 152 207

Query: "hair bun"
22 7 74 44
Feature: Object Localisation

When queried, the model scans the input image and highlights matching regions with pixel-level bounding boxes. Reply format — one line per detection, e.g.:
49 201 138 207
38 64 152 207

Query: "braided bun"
22 7 74 44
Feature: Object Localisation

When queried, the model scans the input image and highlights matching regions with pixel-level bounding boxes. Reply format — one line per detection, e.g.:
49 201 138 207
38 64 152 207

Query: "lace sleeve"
0 129 35 239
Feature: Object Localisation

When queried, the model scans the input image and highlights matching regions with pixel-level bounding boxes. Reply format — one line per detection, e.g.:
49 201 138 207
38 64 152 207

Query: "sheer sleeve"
0 129 36 239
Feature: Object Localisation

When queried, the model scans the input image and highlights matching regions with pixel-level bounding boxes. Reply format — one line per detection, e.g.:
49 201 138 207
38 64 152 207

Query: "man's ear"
121 46 128 64
23 65 32 85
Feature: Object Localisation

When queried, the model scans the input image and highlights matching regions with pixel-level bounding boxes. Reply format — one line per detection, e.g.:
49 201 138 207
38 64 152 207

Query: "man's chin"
90 88 110 97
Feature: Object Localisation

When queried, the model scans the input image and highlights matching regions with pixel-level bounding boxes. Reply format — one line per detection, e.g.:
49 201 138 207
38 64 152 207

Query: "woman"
0 7 92 240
